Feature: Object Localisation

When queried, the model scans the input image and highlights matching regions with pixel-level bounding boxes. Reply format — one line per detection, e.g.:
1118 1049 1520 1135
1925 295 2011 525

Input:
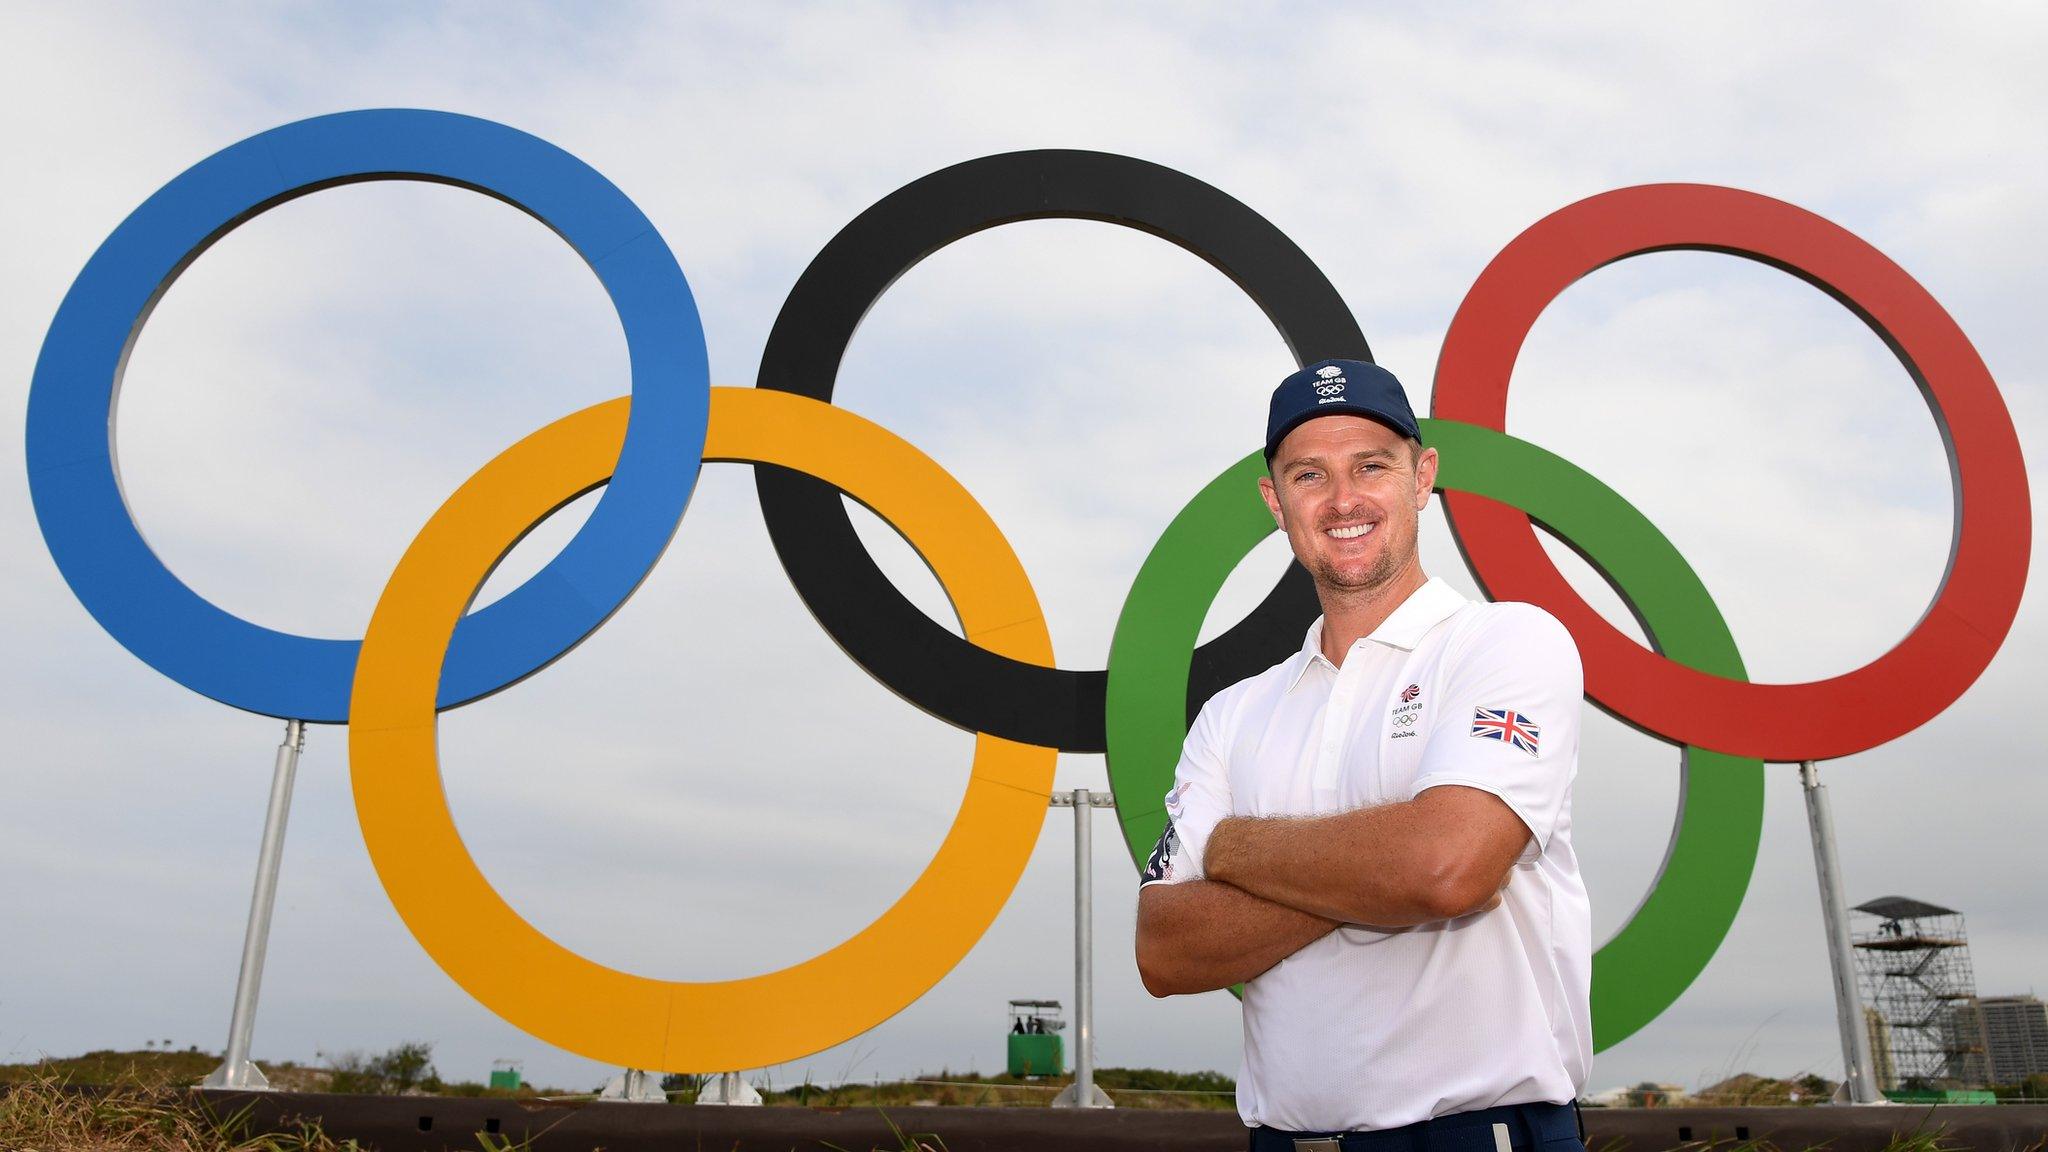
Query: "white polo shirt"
1141 577 1592 1132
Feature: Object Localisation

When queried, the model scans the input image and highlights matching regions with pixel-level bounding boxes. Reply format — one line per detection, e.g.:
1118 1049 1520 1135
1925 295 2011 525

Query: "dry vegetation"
0 1074 381 1152
0 1050 546 1151
1 1051 2027 1151
0 1050 331 1095
745 1066 1238 1110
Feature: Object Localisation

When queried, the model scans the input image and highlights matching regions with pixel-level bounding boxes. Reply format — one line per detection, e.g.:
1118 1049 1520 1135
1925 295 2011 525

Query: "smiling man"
1134 360 1592 1151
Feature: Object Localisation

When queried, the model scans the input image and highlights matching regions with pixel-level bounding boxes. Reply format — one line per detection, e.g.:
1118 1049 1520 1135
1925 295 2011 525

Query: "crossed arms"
1134 785 1529 997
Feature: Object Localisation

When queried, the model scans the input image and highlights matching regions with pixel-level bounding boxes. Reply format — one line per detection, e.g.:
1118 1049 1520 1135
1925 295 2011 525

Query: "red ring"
1433 184 2029 761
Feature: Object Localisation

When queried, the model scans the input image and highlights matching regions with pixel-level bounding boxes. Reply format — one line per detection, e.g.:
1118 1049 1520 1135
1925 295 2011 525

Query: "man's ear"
1409 440 1441 508
1257 473 1285 530
1414 446 1439 510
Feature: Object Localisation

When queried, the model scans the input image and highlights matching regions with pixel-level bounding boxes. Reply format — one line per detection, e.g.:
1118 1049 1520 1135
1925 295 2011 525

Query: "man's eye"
1295 471 1321 484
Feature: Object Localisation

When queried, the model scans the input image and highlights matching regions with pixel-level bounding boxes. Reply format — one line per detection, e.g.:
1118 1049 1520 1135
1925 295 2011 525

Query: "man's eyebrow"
1310 447 1400 466
1279 446 1400 473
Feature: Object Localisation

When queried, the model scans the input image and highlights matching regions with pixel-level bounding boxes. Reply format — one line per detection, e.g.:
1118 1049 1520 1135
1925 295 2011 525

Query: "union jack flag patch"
1471 708 1541 755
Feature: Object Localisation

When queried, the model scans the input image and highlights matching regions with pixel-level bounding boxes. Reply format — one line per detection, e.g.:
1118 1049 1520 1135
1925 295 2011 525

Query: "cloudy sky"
3 2 2043 1099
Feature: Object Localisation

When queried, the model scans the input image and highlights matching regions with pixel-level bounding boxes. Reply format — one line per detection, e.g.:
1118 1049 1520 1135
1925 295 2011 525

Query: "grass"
4 1071 2025 1152
1 1074 355 1151
0 1050 330 1094
0 1073 557 1152
0 1048 563 1101
3 1051 2037 1151
749 1065 1238 1110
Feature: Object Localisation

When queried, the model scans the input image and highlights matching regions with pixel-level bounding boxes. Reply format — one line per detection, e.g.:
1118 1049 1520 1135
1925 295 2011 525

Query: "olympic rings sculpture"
26 109 2029 1069
26 110 709 722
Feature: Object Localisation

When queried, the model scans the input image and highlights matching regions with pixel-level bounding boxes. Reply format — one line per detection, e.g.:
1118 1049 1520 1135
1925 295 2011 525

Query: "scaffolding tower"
1852 896 1987 1088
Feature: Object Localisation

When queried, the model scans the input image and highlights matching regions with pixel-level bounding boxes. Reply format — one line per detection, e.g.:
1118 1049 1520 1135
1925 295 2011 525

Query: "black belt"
1249 1100 1582 1152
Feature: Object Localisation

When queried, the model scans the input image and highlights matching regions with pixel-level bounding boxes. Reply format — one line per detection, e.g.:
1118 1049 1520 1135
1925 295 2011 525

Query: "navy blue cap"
1264 359 1420 463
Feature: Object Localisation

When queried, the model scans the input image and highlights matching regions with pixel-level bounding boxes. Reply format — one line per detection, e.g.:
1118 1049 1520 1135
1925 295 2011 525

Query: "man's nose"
1330 473 1367 513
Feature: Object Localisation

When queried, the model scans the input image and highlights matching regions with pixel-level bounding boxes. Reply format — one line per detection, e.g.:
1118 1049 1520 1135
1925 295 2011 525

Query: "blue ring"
25 109 709 722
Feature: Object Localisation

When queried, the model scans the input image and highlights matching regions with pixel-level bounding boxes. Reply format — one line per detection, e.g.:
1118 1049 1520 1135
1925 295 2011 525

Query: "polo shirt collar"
1286 577 1469 691
1369 577 1469 650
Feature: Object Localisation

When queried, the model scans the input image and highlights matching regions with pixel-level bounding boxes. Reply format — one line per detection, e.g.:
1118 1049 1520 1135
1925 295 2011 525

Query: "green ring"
1105 419 1764 1050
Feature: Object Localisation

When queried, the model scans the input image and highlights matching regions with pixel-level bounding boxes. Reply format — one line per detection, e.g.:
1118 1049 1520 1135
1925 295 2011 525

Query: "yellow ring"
348 388 1056 1071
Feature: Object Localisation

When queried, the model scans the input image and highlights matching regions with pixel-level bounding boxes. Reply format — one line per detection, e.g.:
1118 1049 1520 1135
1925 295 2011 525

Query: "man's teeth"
1326 523 1375 539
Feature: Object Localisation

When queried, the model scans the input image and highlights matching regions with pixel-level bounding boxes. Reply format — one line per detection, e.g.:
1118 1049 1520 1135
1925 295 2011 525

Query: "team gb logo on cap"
1314 364 1347 400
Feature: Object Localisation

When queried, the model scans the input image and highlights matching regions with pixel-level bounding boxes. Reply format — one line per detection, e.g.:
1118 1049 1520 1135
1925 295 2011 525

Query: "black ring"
755 150 1370 751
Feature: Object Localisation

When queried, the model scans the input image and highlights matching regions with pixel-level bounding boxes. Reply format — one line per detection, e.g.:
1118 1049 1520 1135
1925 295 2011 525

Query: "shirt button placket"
1314 647 1364 795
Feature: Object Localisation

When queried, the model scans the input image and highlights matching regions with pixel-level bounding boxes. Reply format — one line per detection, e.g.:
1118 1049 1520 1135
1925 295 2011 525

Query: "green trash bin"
488 1061 523 1091
1006 1000 1066 1077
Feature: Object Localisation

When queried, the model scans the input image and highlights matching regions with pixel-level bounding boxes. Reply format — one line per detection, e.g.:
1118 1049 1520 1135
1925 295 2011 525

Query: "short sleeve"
1138 694 1234 888
1410 604 1582 863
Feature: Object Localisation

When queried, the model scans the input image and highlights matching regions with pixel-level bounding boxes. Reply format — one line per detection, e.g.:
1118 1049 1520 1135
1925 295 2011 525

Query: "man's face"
1258 415 1438 598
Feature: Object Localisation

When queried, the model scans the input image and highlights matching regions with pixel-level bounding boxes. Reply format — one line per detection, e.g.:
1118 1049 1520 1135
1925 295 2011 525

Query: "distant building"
1941 1003 1990 1085
1624 1082 1689 1108
1584 1082 1691 1108
1974 995 2048 1085
1580 1086 1631 1108
1864 1007 1896 1090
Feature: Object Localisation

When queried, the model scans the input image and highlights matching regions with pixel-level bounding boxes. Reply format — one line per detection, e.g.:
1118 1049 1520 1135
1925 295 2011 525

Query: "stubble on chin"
1312 550 1399 596
1307 523 1417 602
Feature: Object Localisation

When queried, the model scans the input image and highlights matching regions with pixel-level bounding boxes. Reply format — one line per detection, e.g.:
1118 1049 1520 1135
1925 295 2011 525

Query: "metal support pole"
202 720 306 1090
1800 760 1883 1104
1051 788 1113 1108
1073 787 1096 1103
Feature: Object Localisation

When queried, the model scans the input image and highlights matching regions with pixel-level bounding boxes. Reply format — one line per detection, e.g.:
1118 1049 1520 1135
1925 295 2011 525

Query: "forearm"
1135 878 1339 996
1204 796 1511 926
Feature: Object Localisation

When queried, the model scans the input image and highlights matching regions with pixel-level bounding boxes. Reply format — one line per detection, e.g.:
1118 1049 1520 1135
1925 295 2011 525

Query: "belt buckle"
1292 1140 1343 1152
